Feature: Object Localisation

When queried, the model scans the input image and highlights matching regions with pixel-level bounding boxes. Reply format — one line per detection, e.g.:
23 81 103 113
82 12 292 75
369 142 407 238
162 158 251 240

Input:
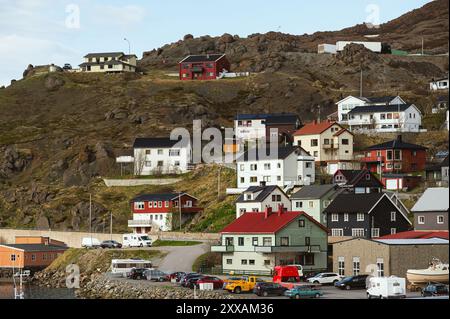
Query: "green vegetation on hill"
152 240 201 247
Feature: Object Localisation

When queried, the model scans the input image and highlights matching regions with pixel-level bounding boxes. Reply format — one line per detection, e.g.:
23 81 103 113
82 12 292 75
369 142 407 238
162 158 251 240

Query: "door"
386 179 398 190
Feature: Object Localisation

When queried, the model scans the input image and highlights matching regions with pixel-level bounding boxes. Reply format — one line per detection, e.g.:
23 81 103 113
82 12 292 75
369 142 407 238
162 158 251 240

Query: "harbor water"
0 282 76 299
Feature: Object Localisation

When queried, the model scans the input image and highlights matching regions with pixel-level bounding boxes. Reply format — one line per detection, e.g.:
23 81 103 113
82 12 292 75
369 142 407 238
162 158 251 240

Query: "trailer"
318 44 337 54
367 276 406 299
336 41 382 53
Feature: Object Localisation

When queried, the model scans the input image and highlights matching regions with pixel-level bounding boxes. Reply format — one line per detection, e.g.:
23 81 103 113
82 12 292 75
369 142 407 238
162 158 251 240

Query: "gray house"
412 188 449 231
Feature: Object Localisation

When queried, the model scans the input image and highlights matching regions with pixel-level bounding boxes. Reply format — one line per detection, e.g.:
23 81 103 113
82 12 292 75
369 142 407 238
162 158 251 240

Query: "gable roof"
411 188 449 213
236 145 303 162
180 54 226 63
366 136 427 151
131 193 197 203
348 104 416 115
236 185 285 203
379 230 449 240
333 237 449 246
133 137 189 149
220 211 328 234
84 52 125 58
336 95 402 105
291 184 337 200
293 121 340 136
0 244 68 252
324 193 385 214
335 169 384 188
335 170 361 181
235 113 300 125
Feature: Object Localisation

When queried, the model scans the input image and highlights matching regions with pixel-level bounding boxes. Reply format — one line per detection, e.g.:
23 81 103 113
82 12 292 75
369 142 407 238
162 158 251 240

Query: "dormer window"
245 194 253 201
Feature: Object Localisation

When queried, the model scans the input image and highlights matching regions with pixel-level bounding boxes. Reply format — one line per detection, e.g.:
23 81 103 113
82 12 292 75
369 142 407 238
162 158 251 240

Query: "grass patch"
192 252 222 272
152 240 202 247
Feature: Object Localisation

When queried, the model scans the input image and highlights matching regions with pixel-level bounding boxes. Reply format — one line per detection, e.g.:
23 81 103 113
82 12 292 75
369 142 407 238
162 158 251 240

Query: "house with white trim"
430 77 449 91
79 52 137 73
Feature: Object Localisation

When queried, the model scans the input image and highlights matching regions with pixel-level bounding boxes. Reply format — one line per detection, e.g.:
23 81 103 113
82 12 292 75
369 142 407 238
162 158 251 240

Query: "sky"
0 0 432 87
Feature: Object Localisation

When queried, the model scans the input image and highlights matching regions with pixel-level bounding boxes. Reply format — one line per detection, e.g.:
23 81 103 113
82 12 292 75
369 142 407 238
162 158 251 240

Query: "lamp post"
124 38 131 54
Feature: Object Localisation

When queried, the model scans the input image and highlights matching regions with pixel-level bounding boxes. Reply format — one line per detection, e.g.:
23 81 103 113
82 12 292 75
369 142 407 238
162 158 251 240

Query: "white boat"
407 259 449 285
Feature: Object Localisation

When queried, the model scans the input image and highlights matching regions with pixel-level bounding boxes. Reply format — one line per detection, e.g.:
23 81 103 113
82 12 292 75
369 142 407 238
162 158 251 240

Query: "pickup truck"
224 276 264 294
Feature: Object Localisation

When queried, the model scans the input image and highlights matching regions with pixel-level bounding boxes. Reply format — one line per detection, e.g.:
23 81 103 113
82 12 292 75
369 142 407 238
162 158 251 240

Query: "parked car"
81 237 101 249
254 282 288 297
288 265 304 278
195 276 224 290
127 268 148 280
273 266 301 283
284 286 323 299
100 240 122 249
186 275 207 289
335 275 369 290
421 283 449 297
307 273 344 285
169 272 186 282
180 273 201 287
63 63 72 70
145 269 169 282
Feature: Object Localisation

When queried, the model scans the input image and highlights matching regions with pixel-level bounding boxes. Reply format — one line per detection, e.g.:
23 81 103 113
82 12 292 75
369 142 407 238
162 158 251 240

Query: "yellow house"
293 121 354 164
79 52 137 73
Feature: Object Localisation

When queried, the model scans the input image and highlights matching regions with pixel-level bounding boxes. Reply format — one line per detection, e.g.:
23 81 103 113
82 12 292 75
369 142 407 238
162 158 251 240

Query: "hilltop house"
179 54 230 81
333 169 383 194
133 138 191 176
234 113 302 146
79 52 137 73
236 146 315 190
361 135 427 174
324 193 411 239
411 188 449 232
336 96 406 125
291 184 341 225
347 103 422 133
235 183 291 219
430 77 449 91
129 193 202 233
293 121 355 174
425 155 449 186
211 206 328 275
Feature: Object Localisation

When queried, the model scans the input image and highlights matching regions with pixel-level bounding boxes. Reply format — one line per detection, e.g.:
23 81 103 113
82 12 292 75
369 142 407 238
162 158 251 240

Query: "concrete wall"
103 178 181 187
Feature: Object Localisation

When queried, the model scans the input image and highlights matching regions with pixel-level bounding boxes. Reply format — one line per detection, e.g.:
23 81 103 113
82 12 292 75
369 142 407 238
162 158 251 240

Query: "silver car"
145 269 169 282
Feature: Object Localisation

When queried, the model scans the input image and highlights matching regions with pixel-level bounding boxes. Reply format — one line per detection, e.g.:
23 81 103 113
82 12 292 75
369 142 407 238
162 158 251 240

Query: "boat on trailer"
407 258 449 285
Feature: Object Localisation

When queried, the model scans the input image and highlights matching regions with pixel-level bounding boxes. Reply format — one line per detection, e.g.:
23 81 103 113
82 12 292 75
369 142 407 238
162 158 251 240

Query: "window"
386 150 393 161
157 161 164 167
252 208 259 212
437 216 445 224
352 229 365 237
252 237 259 246
309 201 314 208
157 149 164 155
344 213 349 222
296 201 303 209
277 176 282 181
331 214 339 222
313 151 319 157
298 219 305 228
241 260 248 265
249 260 255 266
391 228 397 235
331 229 344 237
250 164 258 171
304 254 314 266
263 237 272 247
342 139 349 145
264 260 271 266
145 161 152 167
280 237 289 247
353 257 360 276
357 213 365 222
238 237 244 246
155 215 159 220
418 216 425 224
240 164 245 171
169 149 180 157
371 228 380 238
174 161 180 167
305 237 311 246
240 177 245 184
10 254 16 261
311 139 318 147
394 150 402 160
324 138 330 145
250 177 258 183
145 150 151 155
306 162 312 168
226 259 232 265
338 257 345 276
264 163 271 170
31 254 36 261
391 212 396 222
272 195 282 202
158 201 163 208
377 258 384 277
134 202 145 210
277 163 281 169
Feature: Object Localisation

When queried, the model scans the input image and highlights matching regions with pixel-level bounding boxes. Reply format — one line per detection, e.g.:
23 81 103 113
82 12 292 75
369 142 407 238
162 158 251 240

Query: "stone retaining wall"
103 178 181 187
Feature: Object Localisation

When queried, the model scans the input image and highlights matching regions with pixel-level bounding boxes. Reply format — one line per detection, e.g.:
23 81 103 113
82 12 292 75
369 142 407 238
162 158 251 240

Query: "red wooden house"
129 193 202 233
179 54 230 81
361 135 427 174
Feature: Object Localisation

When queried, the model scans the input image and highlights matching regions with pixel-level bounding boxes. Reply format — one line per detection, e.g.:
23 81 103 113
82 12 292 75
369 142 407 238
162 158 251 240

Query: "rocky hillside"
0 1 448 232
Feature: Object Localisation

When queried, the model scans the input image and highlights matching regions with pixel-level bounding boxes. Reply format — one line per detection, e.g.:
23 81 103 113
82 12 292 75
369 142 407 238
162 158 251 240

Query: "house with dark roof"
234 113 302 146
324 193 412 239
236 146 315 190
79 52 137 73
179 54 230 80
235 183 291 219
132 137 192 175
347 103 422 133
211 206 328 275
293 121 355 173
0 237 67 270
336 95 406 125
333 169 383 194
291 184 341 225
129 193 202 232
361 135 427 174
426 155 449 187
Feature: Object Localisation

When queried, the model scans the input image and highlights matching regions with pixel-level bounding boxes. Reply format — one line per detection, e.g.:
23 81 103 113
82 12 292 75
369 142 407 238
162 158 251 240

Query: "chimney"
277 204 284 217
264 206 273 219
260 181 267 187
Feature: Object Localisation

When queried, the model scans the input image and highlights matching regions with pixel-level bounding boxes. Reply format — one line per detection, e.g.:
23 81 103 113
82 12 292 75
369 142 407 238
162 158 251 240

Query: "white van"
367 276 406 299
122 234 152 248
81 237 101 249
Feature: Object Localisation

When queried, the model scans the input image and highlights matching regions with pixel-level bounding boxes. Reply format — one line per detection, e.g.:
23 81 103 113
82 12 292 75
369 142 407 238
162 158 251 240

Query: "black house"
324 193 411 239
333 169 383 194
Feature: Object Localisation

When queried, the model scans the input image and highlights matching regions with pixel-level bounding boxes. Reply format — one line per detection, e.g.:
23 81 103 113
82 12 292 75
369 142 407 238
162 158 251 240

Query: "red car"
195 276 224 289
273 266 301 283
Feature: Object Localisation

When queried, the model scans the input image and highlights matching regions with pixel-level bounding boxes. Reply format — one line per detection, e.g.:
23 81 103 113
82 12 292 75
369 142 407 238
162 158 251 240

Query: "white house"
133 138 191 176
236 146 315 191
347 104 422 133
430 78 449 91
337 96 406 125
235 184 291 219
79 52 137 73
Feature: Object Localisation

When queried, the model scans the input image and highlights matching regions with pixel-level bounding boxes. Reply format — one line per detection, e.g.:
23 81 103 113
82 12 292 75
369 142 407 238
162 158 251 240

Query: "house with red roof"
293 121 356 175
211 205 328 275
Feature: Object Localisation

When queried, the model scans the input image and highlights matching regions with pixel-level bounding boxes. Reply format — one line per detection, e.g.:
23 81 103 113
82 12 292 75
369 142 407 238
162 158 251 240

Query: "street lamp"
124 38 131 54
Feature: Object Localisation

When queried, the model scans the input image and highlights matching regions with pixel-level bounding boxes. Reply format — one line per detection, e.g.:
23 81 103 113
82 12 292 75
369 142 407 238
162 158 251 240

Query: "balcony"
255 245 322 254
323 143 338 149
128 220 152 228
211 245 235 253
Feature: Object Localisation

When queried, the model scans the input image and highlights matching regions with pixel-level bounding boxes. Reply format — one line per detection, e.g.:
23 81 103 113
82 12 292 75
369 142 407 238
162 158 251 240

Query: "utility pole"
360 65 363 97
124 38 131 54
110 212 113 240
218 166 222 200
89 193 92 244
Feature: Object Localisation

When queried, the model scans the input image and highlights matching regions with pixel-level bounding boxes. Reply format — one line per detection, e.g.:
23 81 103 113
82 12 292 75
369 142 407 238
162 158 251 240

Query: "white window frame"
134 202 145 210
352 229 365 237
418 216 425 225
331 229 344 237
391 211 397 222
357 213 365 222
344 213 349 222
376 258 384 277
437 215 445 225
352 257 360 276
390 228 397 235
338 257 345 276
371 228 380 238
331 214 339 222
